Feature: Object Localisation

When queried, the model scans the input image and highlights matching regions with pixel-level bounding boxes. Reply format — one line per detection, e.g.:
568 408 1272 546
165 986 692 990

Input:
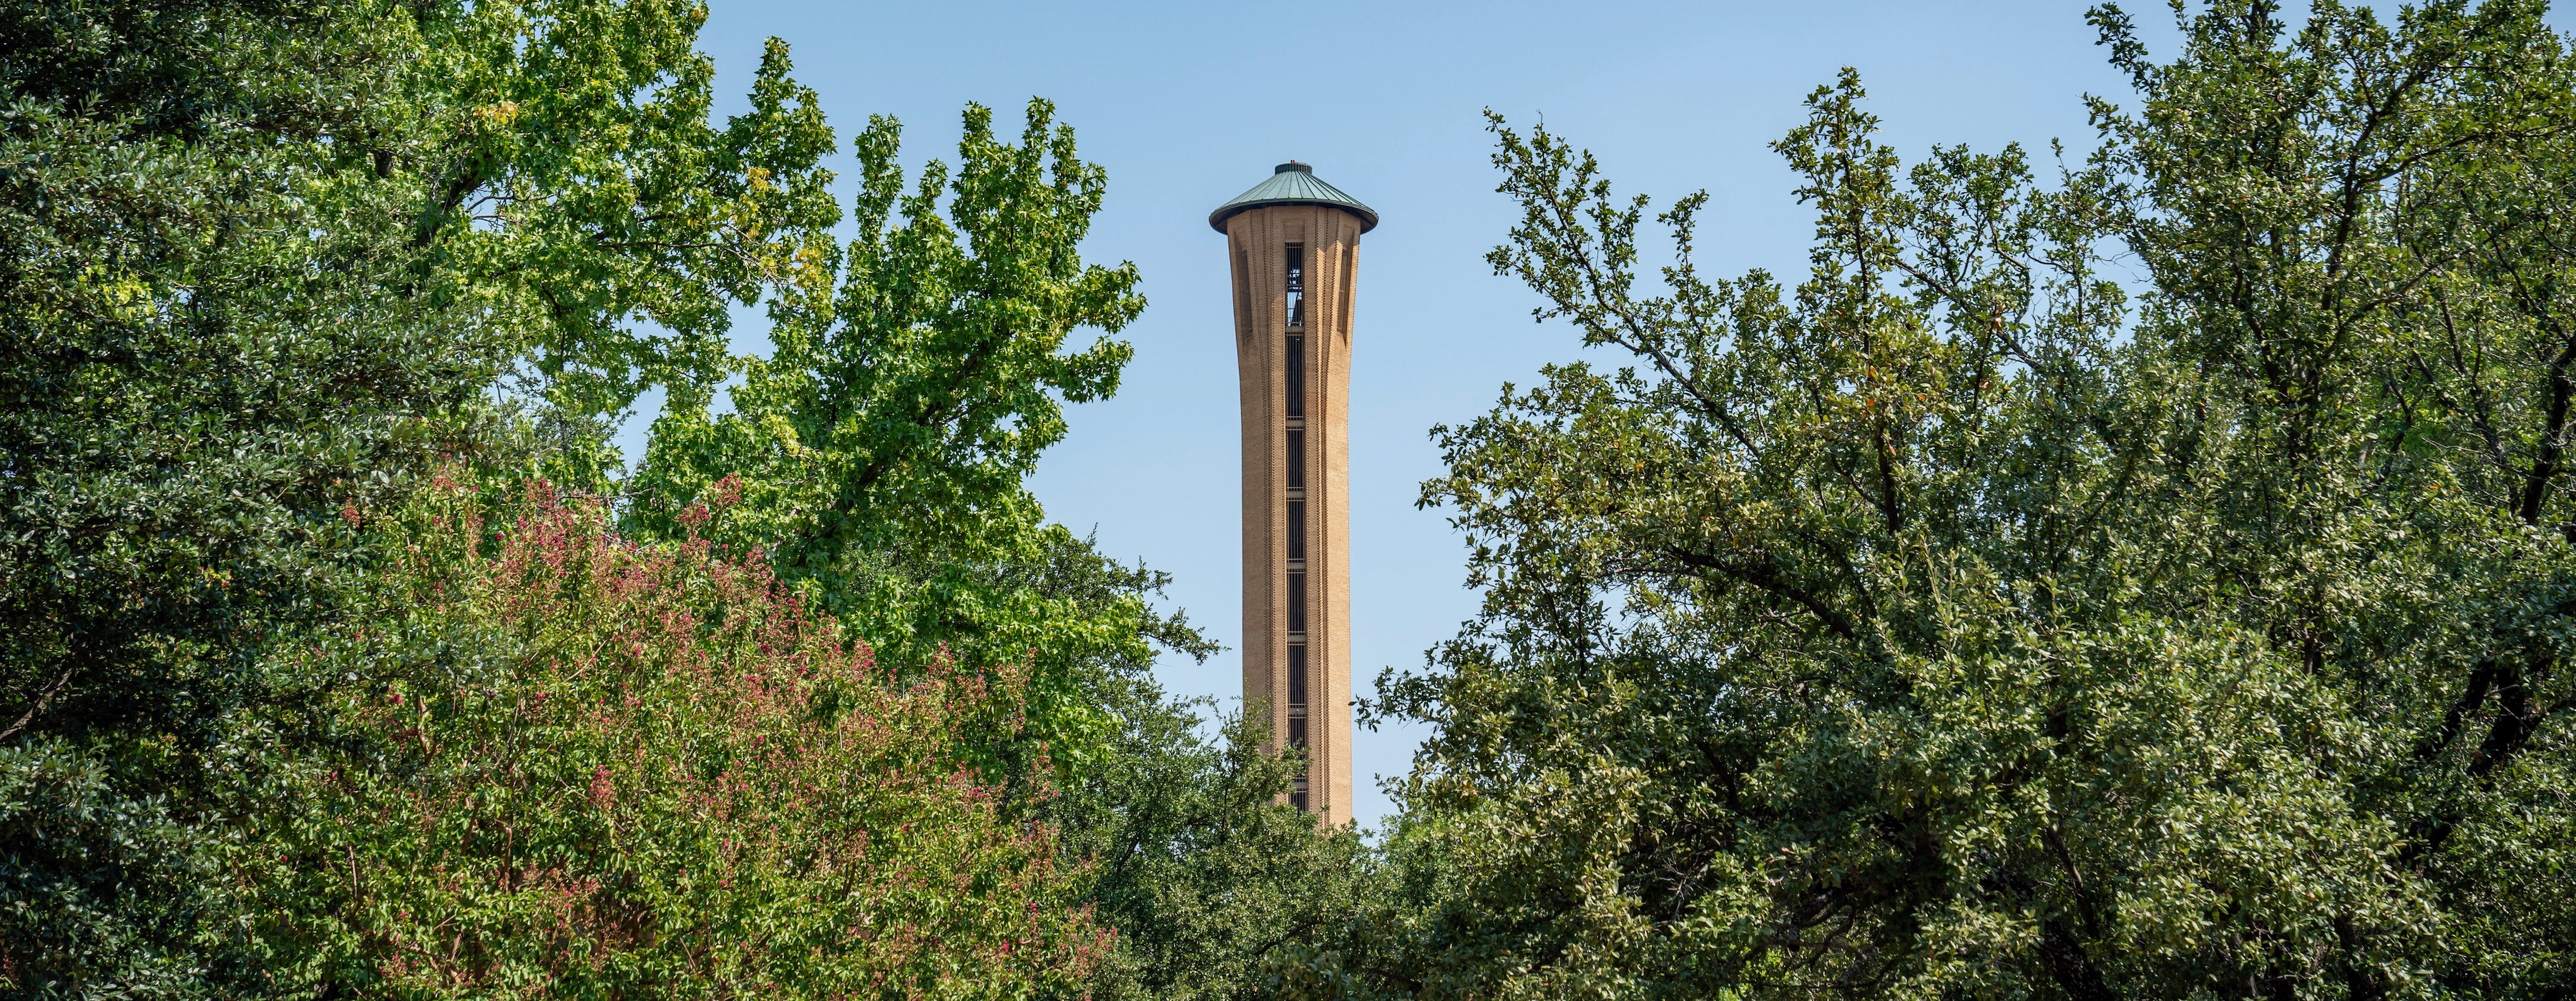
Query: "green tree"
627 99 1162 766
1060 699 1375 1001
625 102 1380 1000
248 478 1104 998
0 0 836 990
1304 2 2576 997
0 4 475 990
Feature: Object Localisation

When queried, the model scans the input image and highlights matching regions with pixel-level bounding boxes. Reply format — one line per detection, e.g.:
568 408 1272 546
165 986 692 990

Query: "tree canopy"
1299 1 2576 997
0 0 1349 996
17 1 2576 999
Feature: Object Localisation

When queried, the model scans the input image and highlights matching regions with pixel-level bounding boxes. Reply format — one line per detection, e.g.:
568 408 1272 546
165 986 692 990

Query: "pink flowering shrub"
260 477 1106 998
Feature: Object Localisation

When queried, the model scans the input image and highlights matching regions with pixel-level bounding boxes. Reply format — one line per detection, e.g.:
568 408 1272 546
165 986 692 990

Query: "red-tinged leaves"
263 475 1099 997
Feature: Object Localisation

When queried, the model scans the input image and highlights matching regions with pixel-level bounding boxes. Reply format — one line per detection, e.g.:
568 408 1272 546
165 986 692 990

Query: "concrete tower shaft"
1213 163 1371 826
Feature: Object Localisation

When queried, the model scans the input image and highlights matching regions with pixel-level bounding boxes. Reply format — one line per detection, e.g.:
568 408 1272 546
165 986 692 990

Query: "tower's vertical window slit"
1288 634 1311 808
1285 243 1305 329
1283 244 1311 814
1287 687 1310 809
1284 244 1310 813
1285 335 1303 418
1286 571 1306 633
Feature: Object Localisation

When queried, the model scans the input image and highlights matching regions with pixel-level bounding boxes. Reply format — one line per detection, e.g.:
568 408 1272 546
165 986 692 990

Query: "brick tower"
1210 162 1376 825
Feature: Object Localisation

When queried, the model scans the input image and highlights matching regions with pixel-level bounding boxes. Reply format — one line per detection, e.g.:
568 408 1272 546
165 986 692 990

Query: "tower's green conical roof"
1208 162 1378 233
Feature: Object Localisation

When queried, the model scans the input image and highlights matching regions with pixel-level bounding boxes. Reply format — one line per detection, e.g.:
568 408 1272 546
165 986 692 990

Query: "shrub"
253 478 1105 998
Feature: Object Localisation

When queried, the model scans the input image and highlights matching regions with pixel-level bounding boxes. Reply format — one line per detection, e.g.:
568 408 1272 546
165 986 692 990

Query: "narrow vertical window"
1285 243 1305 329
1288 643 1308 708
1284 335 1303 418
1282 244 1311 814
1288 639 1311 799
1288 707 1309 804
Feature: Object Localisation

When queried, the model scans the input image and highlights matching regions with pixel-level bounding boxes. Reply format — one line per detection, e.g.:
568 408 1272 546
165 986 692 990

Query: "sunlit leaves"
1318 3 2576 998
254 480 1102 997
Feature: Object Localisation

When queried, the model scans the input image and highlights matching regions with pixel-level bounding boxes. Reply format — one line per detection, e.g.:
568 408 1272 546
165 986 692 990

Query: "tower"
1210 162 1376 825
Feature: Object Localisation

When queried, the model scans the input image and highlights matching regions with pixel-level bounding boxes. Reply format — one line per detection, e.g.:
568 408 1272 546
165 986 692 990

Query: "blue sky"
633 1 2568 829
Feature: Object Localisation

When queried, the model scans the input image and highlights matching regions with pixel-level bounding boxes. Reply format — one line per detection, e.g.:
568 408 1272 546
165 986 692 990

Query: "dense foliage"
244 478 1106 997
1064 704 1373 1001
626 99 1180 767
0 0 1338 997
35 0 2576 998
0 0 842 988
1301 1 2576 998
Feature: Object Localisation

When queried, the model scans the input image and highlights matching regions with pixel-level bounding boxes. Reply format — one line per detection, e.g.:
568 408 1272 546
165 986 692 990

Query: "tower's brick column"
1225 204 1361 827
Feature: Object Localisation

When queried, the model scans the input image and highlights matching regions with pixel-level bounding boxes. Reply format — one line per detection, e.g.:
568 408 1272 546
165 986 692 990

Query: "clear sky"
632 1 2571 829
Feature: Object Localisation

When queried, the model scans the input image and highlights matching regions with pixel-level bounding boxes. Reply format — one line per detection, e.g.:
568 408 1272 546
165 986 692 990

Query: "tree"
240 478 1105 998
0 0 836 990
627 98 1167 770
1060 699 1375 1001
624 102 1380 1000
1305 2 2576 997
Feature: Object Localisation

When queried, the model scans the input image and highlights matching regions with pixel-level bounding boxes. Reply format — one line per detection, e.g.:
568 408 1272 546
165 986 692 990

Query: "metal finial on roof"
1210 162 1376 233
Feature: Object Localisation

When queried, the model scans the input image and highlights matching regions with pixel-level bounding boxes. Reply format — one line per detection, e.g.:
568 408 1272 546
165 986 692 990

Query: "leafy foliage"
1305 3 2576 998
401 0 841 438
245 479 1105 998
1061 700 1374 1001
0 2 471 989
1 0 845 991
622 99 1369 1000
0 741 243 997
628 99 1168 765
0 2 1337 998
